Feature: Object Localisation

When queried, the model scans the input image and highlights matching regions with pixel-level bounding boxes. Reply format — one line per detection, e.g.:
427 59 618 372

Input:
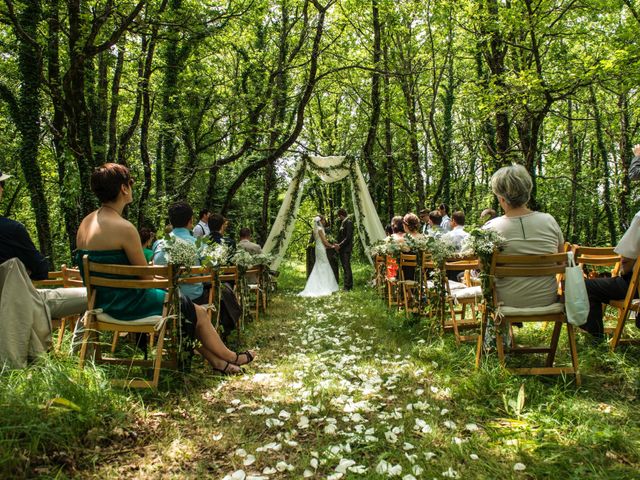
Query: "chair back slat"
88 262 170 277
399 253 417 268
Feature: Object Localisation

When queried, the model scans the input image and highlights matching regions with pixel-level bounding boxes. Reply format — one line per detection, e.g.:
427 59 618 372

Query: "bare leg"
193 304 256 365
197 346 240 373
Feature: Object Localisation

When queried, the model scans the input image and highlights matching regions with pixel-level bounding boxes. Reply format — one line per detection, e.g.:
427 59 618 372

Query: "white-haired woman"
484 164 564 308
299 215 339 297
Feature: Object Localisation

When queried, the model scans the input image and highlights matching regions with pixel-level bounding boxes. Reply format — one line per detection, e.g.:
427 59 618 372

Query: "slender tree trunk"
618 91 632 229
590 86 616 245
107 40 125 164
383 41 394 223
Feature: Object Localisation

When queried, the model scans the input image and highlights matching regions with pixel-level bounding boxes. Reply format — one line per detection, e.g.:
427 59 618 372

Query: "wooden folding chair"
398 253 419 318
385 255 400 309
79 256 176 389
32 265 83 352
244 265 265 321
218 265 242 339
444 258 482 344
374 254 386 298
608 259 640 350
574 245 621 279
476 252 581 385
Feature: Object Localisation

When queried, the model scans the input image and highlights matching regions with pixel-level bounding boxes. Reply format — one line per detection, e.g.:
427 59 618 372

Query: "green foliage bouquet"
201 242 230 270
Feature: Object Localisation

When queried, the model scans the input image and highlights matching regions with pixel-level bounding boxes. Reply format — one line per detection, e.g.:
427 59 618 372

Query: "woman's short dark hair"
391 216 404 233
90 163 132 203
138 227 154 245
429 210 442 225
403 213 420 233
168 201 194 228
198 209 210 220
208 213 225 232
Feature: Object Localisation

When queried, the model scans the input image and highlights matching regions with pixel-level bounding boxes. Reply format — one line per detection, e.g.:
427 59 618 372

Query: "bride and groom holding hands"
299 209 354 297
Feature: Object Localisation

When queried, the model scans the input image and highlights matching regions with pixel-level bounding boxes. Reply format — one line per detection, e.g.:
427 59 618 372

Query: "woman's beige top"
484 211 564 308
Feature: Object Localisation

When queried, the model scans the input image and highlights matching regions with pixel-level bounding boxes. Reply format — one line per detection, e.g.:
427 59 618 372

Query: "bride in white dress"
299 215 339 297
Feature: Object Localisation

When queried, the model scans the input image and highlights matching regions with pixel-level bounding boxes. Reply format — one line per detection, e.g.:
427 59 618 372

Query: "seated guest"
139 227 155 263
76 163 254 374
483 165 564 308
209 213 236 251
480 208 497 225
0 170 86 318
583 210 640 339
426 210 443 237
442 211 470 252
193 209 210 238
402 213 424 240
391 216 405 241
384 224 393 237
439 203 452 232
237 227 263 254
153 202 207 304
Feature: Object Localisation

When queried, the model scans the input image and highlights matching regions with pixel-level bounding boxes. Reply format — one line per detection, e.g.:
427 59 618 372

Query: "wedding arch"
263 155 386 270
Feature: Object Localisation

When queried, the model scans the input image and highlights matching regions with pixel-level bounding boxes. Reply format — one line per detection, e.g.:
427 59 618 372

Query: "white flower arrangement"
252 252 275 266
201 242 230 269
231 248 256 269
163 236 199 268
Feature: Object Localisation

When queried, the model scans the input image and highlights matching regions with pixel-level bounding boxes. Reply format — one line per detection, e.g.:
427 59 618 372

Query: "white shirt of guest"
483 211 563 308
441 214 452 232
193 220 210 238
443 225 469 252
615 210 640 259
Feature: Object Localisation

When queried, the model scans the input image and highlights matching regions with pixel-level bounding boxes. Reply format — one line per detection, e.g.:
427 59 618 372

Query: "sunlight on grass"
2 261 639 478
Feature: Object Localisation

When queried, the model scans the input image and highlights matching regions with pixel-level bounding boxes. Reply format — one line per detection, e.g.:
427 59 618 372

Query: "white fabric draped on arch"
262 155 385 270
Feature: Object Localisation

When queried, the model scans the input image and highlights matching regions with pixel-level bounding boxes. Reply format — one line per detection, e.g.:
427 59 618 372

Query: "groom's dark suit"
337 216 354 290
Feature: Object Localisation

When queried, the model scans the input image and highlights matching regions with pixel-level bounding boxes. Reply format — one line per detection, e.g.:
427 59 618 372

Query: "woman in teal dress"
76 163 255 374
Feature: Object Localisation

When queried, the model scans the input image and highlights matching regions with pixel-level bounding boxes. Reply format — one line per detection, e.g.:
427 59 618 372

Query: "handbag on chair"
564 251 589 327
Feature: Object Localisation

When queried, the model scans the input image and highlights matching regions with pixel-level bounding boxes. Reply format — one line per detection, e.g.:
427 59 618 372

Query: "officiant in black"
336 208 354 291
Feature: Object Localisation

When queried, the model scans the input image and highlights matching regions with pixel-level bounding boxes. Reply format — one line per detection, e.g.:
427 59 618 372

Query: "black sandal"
234 351 254 366
213 361 240 376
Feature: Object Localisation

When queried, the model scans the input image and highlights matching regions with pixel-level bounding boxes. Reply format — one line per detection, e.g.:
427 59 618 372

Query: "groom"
335 208 354 291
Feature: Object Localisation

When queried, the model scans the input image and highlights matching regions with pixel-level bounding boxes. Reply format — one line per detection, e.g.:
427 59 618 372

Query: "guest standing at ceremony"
75 163 254 374
193 209 210 238
439 203 452 232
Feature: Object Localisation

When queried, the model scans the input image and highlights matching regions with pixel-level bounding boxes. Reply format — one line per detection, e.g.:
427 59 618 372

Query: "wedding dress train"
298 218 339 297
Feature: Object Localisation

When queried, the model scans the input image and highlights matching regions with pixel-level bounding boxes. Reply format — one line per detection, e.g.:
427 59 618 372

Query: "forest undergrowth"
1 263 639 479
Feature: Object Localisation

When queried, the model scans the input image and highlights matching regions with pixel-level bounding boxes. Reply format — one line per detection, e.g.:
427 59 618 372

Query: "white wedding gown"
298 223 339 297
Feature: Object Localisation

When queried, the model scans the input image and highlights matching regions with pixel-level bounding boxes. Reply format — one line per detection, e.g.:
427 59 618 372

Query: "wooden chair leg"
546 321 563 367
152 324 167 389
55 317 67 352
610 306 629 351
566 324 581 386
111 330 120 353
78 322 94 369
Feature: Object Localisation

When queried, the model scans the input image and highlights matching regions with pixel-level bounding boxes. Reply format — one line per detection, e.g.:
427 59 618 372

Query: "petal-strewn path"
86 269 640 479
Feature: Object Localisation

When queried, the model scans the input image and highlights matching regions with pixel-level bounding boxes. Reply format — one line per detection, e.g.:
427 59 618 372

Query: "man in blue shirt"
153 202 204 302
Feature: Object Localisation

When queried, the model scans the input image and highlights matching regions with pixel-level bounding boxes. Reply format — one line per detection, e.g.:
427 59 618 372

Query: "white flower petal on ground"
412 465 424 476
298 416 310 429
256 442 281 453
310 458 319 469
278 410 291 420
441 467 459 478
452 437 466 445
266 418 284 428
303 469 313 478
470 453 479 460
403 442 415 450
262 467 276 475
212 433 223 441
327 474 343 480
246 476 268 480
324 423 337 434
235 448 247 458
514 463 526 471
348 465 367 474
387 464 402 477
231 399 242 406
284 439 298 447
376 460 390 474
443 420 457 430
414 419 432 434
231 470 246 480
226 408 236 414
384 430 398 443
424 452 437 460
440 408 449 415
243 455 256 466
402 475 417 480
275 461 294 472
465 423 479 432
335 459 356 474
404 453 417 464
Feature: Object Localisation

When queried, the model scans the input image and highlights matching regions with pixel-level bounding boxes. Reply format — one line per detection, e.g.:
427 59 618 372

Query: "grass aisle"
3 263 639 478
